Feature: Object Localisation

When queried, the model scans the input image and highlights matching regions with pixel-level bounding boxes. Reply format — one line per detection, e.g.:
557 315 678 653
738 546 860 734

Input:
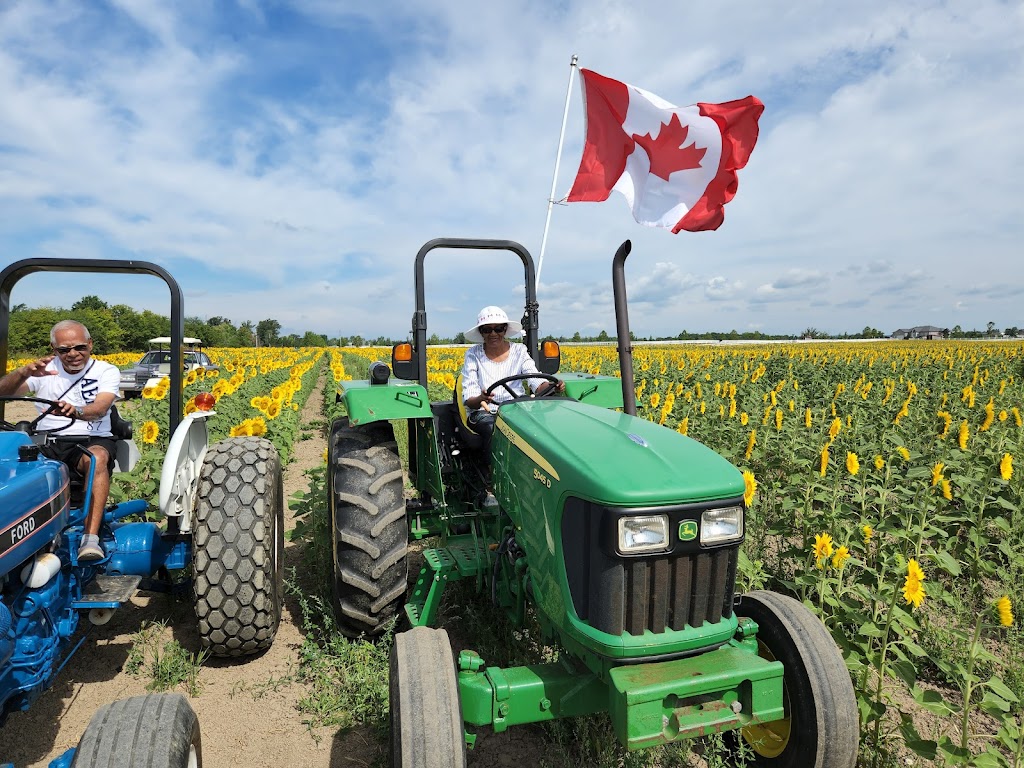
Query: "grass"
125 620 210 696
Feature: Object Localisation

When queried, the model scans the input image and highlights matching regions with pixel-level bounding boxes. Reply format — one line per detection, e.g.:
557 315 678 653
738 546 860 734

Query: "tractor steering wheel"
0 396 76 435
484 373 562 402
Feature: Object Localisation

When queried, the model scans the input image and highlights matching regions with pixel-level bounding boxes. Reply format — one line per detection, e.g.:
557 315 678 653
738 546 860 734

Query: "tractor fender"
338 380 432 426
158 411 214 528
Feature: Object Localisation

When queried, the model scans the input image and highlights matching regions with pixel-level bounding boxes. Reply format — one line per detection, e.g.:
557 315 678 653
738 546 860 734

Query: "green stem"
960 614 984 753
870 594 900 768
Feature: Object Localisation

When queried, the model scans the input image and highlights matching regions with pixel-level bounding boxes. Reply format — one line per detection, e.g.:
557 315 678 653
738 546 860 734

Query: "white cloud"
0 0 1021 338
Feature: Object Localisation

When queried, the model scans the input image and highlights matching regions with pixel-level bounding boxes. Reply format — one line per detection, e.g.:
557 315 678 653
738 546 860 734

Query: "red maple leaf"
631 113 707 181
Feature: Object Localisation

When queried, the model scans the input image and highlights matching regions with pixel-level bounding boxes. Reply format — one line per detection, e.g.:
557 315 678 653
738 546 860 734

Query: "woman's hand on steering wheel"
484 373 563 402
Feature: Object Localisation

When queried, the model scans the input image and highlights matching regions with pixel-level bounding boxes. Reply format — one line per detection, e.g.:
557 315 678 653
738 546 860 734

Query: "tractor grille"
561 497 739 637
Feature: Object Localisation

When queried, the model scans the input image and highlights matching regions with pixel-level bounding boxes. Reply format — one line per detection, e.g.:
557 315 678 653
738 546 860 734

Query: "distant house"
890 325 946 340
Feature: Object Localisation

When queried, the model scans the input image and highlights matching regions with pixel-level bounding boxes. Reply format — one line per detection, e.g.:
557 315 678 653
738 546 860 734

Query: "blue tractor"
0 258 286 767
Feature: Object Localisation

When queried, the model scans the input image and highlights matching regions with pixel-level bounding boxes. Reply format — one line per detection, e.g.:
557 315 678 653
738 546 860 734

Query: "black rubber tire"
328 418 408 638
193 436 284 657
734 591 859 768
71 693 201 768
390 627 466 768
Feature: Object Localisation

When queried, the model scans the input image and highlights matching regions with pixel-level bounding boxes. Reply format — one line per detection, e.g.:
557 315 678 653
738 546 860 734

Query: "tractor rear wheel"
71 693 201 767
193 436 284 657
390 627 466 768
328 418 408 637
735 590 858 768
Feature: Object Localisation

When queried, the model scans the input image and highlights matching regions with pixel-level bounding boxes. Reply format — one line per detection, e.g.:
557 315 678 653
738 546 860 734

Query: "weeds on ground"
125 620 209 696
287 463 393 736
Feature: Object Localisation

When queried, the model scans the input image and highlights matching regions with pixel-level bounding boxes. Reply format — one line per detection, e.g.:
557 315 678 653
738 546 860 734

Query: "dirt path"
0 373 388 768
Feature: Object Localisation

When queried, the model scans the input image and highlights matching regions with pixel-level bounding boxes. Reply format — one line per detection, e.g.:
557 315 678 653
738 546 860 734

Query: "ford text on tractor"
329 239 858 768
0 258 285 767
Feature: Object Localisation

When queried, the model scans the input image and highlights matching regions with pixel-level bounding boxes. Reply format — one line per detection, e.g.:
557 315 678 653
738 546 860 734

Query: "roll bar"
0 259 187 434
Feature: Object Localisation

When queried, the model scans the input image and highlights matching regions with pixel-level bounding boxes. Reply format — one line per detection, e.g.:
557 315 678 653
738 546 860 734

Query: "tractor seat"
453 374 486 451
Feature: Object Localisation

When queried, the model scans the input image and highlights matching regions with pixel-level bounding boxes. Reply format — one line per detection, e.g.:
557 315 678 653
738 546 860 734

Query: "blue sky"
2 0 1022 340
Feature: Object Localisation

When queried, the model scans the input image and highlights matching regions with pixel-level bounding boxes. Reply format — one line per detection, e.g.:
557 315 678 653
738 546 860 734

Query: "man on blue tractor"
0 320 120 561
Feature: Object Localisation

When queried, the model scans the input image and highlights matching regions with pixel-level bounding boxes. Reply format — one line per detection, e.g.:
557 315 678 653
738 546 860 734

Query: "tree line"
6 297 339 355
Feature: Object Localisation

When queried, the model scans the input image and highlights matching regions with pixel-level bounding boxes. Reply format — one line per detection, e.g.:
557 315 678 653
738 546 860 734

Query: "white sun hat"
464 306 523 343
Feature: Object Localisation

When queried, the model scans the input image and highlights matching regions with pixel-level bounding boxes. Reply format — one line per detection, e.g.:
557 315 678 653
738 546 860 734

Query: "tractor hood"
0 433 71 579
494 399 744 506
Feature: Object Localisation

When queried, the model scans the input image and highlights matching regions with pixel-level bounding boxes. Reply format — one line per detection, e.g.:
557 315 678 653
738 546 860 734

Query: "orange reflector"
542 340 560 358
194 392 216 411
393 343 413 362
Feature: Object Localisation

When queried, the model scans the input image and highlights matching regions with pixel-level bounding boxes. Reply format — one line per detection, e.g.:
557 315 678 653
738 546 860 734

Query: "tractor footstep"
73 574 142 608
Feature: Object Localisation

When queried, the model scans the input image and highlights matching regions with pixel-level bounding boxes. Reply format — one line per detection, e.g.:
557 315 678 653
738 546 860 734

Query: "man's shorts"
42 437 118 475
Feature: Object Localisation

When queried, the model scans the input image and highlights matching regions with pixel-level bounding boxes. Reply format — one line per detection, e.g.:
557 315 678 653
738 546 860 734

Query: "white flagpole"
535 54 579 293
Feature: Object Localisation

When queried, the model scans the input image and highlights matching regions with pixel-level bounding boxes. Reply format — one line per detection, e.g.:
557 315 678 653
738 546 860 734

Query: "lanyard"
55 360 96 401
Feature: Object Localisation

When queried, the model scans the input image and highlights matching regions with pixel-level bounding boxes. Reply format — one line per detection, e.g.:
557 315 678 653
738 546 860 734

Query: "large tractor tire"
328 418 408 637
735 591 859 768
193 436 284 657
390 627 466 768
71 693 200 767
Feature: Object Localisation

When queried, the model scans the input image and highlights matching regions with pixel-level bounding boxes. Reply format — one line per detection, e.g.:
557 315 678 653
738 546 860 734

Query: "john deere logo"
678 521 698 541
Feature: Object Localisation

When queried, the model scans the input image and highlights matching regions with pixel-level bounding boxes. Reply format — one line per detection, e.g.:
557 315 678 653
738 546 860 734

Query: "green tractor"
328 238 858 767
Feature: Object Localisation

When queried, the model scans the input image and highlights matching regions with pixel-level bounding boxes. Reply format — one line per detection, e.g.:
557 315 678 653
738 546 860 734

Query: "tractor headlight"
617 514 670 555
700 506 744 545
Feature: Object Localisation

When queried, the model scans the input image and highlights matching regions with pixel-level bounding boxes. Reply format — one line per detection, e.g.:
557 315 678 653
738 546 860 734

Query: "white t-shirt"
26 358 120 437
460 343 545 407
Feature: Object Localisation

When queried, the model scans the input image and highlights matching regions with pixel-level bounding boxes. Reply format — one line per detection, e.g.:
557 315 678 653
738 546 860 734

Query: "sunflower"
862 524 874 544
930 462 945 487
874 455 885 470
775 409 783 430
677 418 689 436
896 446 911 461
819 445 830 477
743 471 757 507
903 559 926 609
1000 453 1013 481
997 595 1014 627
740 412 749 426
266 400 282 419
832 545 851 570
140 420 159 444
744 429 756 460
828 418 842 440
958 421 970 451
846 452 860 476
940 479 952 501
804 408 812 429
248 417 267 437
813 533 834 568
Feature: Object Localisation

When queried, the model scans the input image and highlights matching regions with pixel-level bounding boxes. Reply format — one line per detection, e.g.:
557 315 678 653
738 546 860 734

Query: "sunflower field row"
582 341 1024 766
110 347 323 505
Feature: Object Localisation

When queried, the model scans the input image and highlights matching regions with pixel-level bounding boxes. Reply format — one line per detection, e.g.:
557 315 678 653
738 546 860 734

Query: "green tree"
256 319 281 346
71 308 123 353
236 321 256 347
72 295 108 311
9 307 63 354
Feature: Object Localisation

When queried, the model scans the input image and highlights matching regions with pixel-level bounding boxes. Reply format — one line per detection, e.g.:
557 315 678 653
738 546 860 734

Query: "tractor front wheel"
328 418 408 637
735 590 858 768
390 627 466 768
71 693 200 767
193 436 284 657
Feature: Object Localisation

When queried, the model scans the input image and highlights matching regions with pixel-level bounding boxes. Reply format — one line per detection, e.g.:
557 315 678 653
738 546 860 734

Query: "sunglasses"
53 343 90 355
479 324 507 335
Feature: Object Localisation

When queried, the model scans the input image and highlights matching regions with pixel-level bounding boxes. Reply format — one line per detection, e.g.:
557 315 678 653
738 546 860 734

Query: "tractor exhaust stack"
612 240 636 416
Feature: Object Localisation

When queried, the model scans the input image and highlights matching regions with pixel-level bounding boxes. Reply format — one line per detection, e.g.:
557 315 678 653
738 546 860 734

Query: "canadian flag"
567 69 763 233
